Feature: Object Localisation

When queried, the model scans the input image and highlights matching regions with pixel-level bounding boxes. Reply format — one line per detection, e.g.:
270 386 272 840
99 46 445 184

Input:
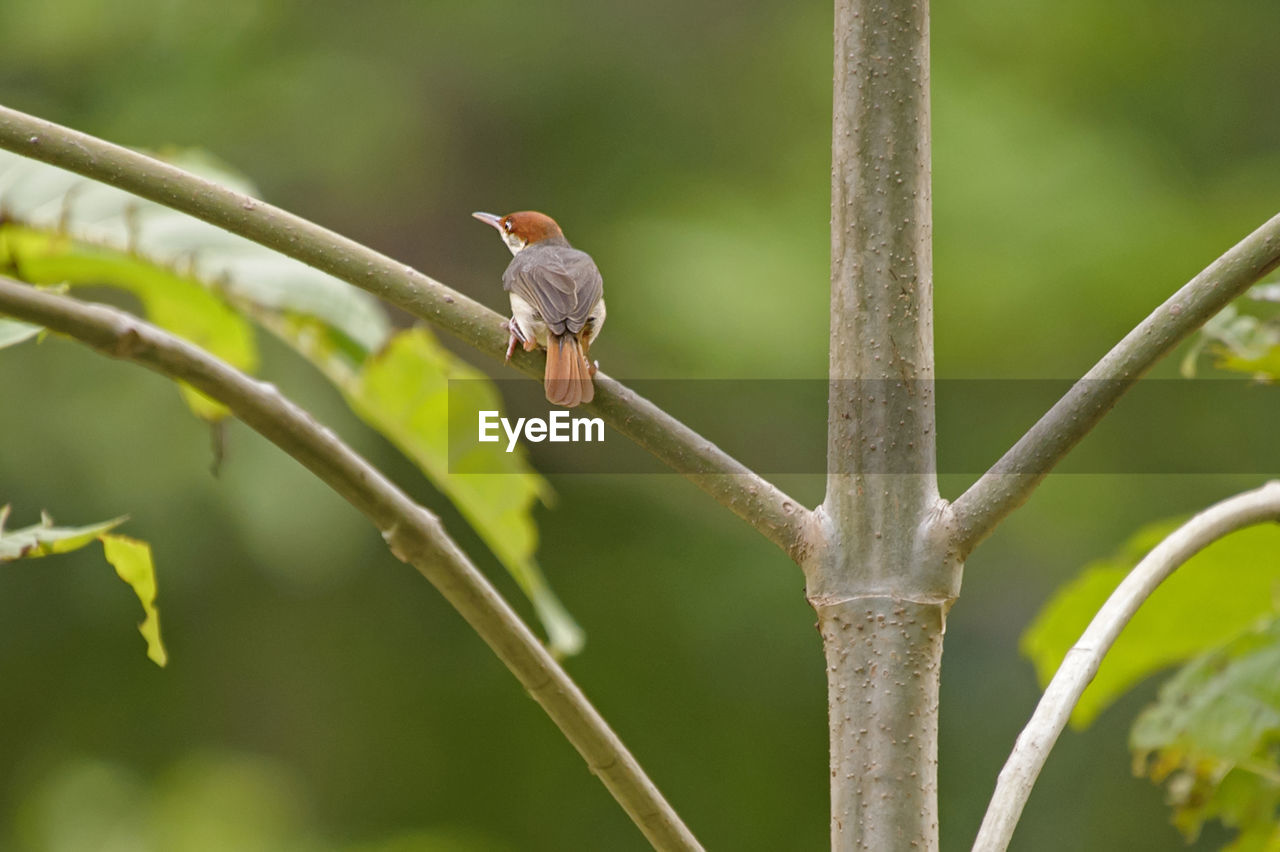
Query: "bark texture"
813 1 960 848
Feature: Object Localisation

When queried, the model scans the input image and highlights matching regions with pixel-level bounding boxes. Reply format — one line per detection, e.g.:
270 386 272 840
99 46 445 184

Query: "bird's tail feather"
545 334 594 408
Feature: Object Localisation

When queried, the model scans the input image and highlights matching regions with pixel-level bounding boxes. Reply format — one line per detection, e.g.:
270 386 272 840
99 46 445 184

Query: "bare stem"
0 276 704 852
972 481 1280 852
0 103 810 562
815 0 959 848
952 214 1280 557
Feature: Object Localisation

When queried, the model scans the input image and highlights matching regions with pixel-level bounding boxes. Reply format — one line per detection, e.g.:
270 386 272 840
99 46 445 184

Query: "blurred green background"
2 0 1278 849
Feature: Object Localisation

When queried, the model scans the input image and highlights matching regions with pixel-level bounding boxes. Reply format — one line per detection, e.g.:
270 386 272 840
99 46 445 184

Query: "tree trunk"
810 0 962 848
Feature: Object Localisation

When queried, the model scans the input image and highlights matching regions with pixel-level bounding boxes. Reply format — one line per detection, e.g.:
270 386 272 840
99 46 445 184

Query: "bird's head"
472 210 564 255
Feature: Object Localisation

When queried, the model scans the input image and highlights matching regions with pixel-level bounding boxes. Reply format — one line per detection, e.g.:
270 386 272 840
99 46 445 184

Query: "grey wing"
503 247 603 336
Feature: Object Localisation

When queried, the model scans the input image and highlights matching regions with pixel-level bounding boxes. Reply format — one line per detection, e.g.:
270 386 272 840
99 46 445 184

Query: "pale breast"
509 292 550 348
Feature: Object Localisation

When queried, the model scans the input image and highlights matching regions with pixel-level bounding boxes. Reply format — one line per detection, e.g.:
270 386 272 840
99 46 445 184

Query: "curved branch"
0 276 704 852
972 480 1280 852
0 104 811 562
952 213 1280 557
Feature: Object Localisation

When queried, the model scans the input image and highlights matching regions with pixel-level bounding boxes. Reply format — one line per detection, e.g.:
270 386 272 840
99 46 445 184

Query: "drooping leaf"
281 321 578 656
1131 614 1280 845
101 534 168 667
1 510 166 667
1022 519 1280 727
0 149 569 651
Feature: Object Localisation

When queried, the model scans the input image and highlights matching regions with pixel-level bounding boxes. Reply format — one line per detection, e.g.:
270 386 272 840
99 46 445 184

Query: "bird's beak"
472 211 503 230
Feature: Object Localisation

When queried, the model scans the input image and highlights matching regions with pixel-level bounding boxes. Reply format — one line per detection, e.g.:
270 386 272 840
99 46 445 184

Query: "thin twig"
0 276 704 852
972 480 1280 852
0 104 811 562
951 214 1280 557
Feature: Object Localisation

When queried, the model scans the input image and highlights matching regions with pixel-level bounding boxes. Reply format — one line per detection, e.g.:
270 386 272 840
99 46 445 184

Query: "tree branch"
0 103 812 562
972 480 1280 852
952 214 1280 556
0 276 704 852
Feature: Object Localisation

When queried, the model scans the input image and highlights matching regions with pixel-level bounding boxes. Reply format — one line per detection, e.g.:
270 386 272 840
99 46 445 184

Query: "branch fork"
5 93 1280 851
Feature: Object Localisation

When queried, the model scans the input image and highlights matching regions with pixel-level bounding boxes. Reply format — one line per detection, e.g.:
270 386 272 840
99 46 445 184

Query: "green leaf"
1022 519 1280 727
1 510 166 667
0 148 388 355
0 316 41 349
0 148 389 419
1187 290 1280 381
101 534 168 667
1218 344 1280 381
290 323 580 656
0 150 569 650
1130 615 1280 844
2 226 257 420
0 510 127 561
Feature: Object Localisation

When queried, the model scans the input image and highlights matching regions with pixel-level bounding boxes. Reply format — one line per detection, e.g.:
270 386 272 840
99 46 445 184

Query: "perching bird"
472 210 605 408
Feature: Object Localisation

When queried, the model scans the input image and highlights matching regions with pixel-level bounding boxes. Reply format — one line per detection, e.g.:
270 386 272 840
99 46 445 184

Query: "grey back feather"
503 242 604 336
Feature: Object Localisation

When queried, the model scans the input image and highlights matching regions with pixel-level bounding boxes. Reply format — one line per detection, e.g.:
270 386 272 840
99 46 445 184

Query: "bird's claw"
589 359 599 377
501 318 527 362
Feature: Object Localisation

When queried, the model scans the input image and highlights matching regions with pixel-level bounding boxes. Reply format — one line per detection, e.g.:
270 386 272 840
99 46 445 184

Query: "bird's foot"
589 359 599 377
501 319 527 362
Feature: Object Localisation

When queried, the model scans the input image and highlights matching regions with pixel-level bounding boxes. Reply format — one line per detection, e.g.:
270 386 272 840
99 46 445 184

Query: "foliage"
0 149 578 653
0 507 124 559
0 508 166 665
1131 615 1280 849
1025 500 1280 845
101 534 167 667
3 0 1280 848
285 320 579 654
1022 520 1280 727
1183 284 1280 381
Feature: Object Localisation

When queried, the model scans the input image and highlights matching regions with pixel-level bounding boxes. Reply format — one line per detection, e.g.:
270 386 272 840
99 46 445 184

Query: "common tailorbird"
473 210 606 408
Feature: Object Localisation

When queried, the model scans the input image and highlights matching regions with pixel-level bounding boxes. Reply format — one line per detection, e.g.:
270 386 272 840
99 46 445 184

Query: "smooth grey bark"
810 1 961 848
